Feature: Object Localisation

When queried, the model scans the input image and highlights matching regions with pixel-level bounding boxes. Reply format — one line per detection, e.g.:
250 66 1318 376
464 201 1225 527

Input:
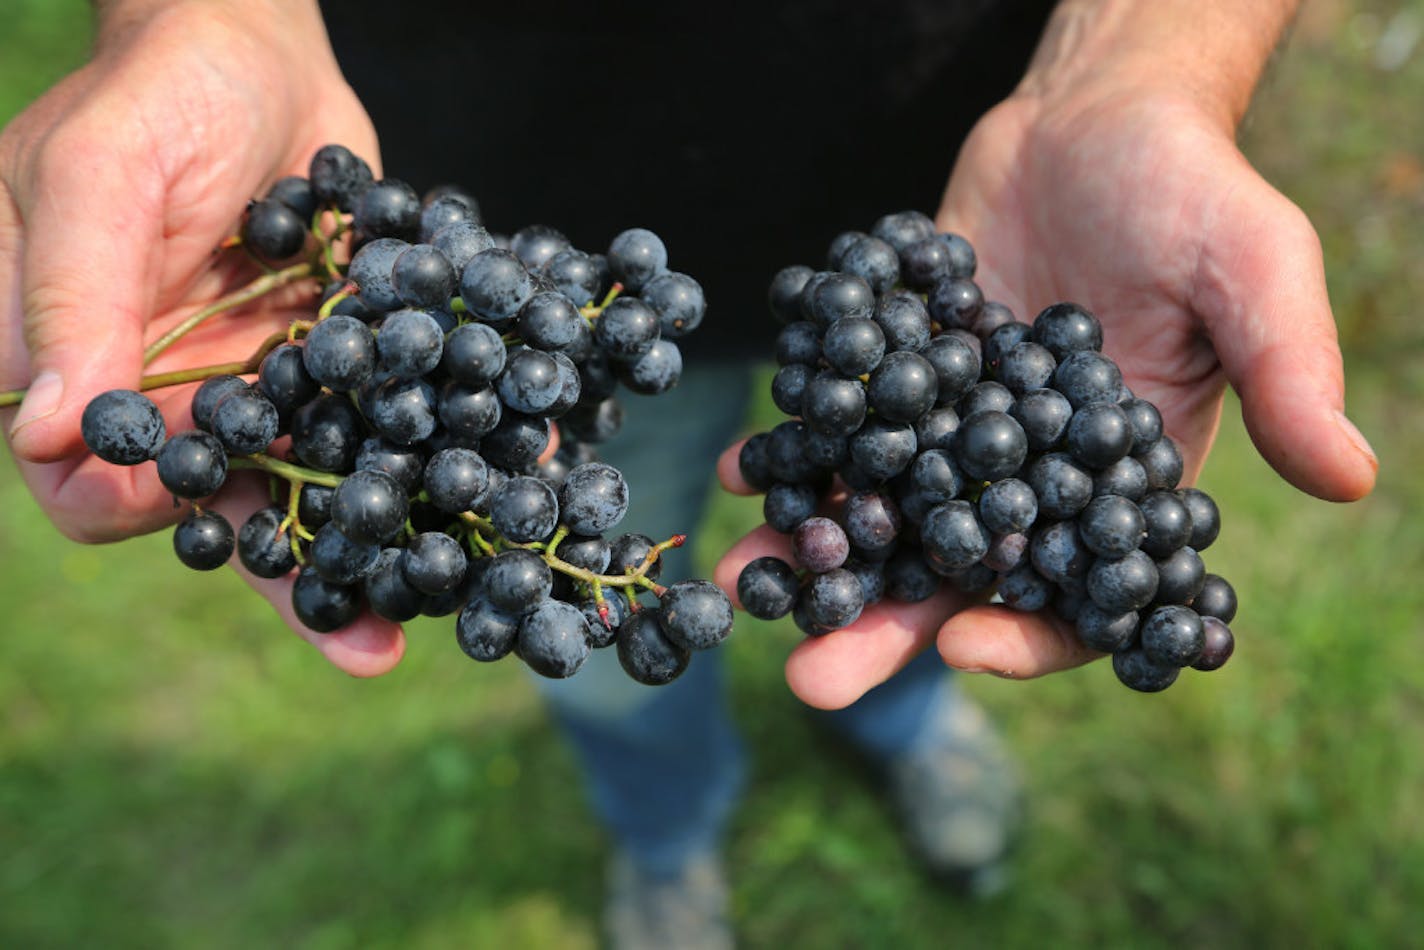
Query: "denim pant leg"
815 650 956 765
534 362 753 875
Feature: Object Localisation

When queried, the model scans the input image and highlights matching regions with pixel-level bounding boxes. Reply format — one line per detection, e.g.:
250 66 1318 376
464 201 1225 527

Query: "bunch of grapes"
735 211 1237 693
75 144 733 686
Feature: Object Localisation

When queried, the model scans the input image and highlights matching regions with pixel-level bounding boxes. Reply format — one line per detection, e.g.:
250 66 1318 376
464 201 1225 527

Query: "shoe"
885 685 1023 898
605 850 733 950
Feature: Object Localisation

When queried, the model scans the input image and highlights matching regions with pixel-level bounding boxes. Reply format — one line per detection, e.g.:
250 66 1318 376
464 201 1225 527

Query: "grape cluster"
79 144 732 685
735 211 1237 692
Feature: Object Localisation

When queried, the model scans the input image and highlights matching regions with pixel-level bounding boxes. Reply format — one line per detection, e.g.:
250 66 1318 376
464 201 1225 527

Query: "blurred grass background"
2 0 1422 947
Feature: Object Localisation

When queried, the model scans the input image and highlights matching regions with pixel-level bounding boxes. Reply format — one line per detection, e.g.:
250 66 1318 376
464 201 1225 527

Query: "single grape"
210 387 279 456
1191 573 1238 623
1192 616 1235 671
509 223 571 270
517 600 592 678
292 566 363 633
242 198 306 261
642 271 706 338
191 375 250 433
659 579 735 651
353 177 421 240
347 237 409 312
1112 646 1179 693
1140 604 1205 668
377 307 445 378
310 522 382 585
483 548 553 614
423 446 490 514
491 476 559 543
173 509 234 571
1086 549 1159 613
456 595 522 661
155 430 228 499
607 227 668 293
303 314 376 392
793 517 850 573
1078 494 1147 558
81 389 166 465
1031 302 1103 360
237 506 297 579
737 557 800 620
804 568 864 628
953 410 1028 482
617 609 690 685
365 548 426 622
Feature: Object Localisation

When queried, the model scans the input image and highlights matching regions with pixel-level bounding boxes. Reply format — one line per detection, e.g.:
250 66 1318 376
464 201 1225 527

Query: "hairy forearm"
1020 0 1301 130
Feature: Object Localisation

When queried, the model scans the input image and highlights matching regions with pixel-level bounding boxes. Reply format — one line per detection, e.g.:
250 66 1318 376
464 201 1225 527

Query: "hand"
714 84 1378 709
0 1 402 675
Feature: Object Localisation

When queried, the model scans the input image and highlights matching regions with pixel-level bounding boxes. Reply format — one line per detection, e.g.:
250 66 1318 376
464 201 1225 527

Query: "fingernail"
9 370 62 438
1334 411 1378 470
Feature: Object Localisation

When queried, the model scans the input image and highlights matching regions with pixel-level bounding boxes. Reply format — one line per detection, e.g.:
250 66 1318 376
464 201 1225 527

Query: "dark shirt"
322 1 1056 357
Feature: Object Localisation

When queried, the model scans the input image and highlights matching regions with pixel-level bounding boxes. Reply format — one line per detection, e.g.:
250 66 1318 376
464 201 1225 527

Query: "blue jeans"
535 363 954 875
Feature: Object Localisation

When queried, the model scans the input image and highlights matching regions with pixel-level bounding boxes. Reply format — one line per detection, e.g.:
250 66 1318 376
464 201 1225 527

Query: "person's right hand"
0 0 404 675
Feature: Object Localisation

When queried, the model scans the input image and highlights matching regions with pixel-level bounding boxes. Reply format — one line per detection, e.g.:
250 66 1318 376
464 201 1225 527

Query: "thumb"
7 134 159 463
1198 176 1377 502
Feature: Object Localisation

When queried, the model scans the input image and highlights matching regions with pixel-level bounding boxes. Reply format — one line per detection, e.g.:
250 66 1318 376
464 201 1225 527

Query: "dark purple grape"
81 389 166 465
483 548 552 614
867 351 938 423
823 316 886 377
1078 494 1147 558
593 296 660 361
843 490 902 558
1053 351 1123 409
775 321 823 366
982 532 1030 574
423 446 490 515
956 380 1015 418
237 506 297 579
872 210 936 252
873 291 932 353
983 321 1032 369
978 477 1038 535
509 224 571 270
971 301 1017 339
292 566 363 633
376 308 444 378
173 509 234 571
804 568 864 628
310 522 381 584
927 276 982 330
1178 487 1221 550
1029 520 1091 584
517 600 592 678
442 322 507 386
839 235 900 294
607 227 668 293
438 382 502 444
156 430 227 498
419 194 479 242
619 339 682 395
899 236 952 290
997 562 1053 612
298 484 334 530
1093 456 1149 500
191 375 250 433
617 609 689 685
540 247 602 307
911 449 966 504
1112 646 1179 692
400 531 467 595
921 500 990 571
558 463 629 535
1031 302 1103 361
1120 397 1163 450
1140 605 1205 667
490 475 559 543
391 244 456 310
554 533 611 574
1066 401 1134 469
497 347 564 416
768 265 815 325
303 315 376 392
1152 546 1206 606
209 387 278 456
883 549 941 603
642 272 706 338
793 517 850 573
996 342 1057 394
1139 490 1193 557
353 178 420 240
737 433 773 492
1192 616 1235 671
1026 452 1093 521
460 248 535 323
737 556 800 620
368 376 438 446
242 198 306 261
771 363 813 416
953 410 1027 482
763 482 818 534
913 407 960 452
480 412 551 473
1086 547 1159 614
847 418 917 482
363 547 426 622
457 595 522 661
1075 604 1139 653
659 579 735 651
348 237 409 311
810 272 875 328
309 144 373 212
1136 434 1185 491
1191 573 1237 623
266 175 317 221
801 373 867 438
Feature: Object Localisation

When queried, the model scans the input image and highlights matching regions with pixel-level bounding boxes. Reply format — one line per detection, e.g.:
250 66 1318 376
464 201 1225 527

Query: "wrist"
1017 0 1300 132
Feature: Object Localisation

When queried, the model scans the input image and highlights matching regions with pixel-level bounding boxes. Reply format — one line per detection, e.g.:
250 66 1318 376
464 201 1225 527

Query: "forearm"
1020 0 1301 130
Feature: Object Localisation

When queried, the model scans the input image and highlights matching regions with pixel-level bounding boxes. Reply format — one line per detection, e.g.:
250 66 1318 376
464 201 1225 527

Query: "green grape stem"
143 261 318 365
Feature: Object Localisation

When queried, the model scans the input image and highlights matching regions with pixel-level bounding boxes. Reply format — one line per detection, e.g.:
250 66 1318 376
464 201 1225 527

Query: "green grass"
3 1 1423 947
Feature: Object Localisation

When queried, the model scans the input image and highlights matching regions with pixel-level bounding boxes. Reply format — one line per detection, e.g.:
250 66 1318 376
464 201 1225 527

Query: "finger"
1198 175 1377 502
784 588 963 710
212 474 405 678
716 438 756 495
7 127 161 463
936 603 1098 679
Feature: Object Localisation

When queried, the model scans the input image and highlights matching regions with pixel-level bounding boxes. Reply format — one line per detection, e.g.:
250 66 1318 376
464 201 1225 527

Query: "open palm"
716 89 1376 708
